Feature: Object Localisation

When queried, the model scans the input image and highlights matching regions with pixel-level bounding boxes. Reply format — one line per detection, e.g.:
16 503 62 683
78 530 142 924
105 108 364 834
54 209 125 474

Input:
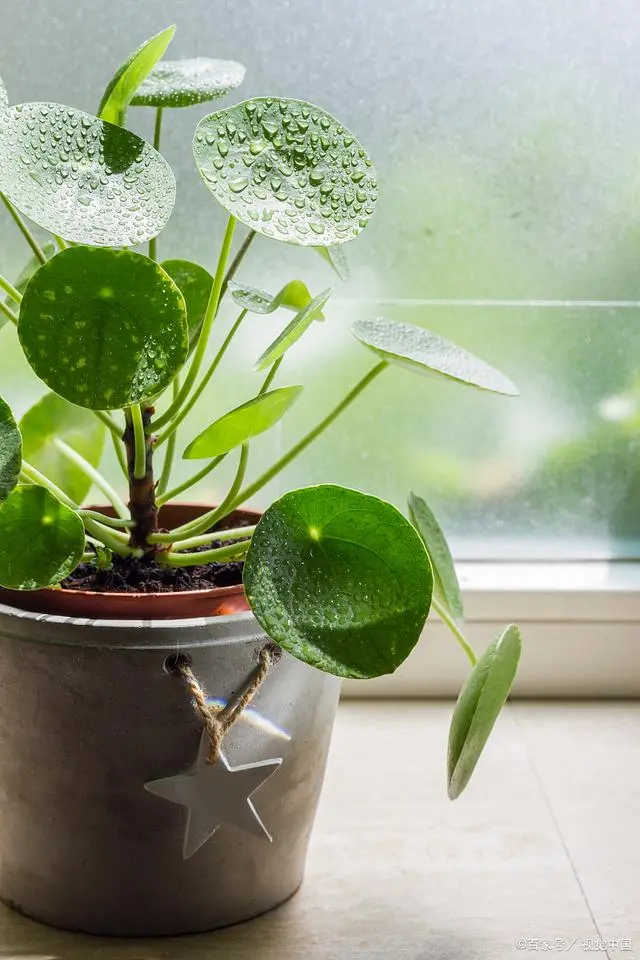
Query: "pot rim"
0 600 268 651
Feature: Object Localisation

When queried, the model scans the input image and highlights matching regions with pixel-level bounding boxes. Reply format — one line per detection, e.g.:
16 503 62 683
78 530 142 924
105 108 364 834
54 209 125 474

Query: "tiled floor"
0 701 636 959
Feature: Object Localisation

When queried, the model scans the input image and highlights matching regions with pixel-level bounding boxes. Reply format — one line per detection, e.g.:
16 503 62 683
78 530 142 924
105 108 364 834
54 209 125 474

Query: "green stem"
220 229 256 301
53 235 68 251
79 510 134 529
83 517 140 556
232 361 388 510
432 597 478 667
53 438 128 518
167 524 256 552
157 376 180 493
156 454 226 508
21 461 76 508
148 107 164 261
151 214 237 433
0 274 22 305
93 410 121 437
259 357 283 395
1 194 46 264
130 404 147 480
162 538 250 568
0 299 18 325
161 443 249 543
155 308 247 447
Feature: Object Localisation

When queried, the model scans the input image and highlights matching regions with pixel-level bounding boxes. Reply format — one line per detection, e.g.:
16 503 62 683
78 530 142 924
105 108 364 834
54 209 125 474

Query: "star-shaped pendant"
145 730 282 859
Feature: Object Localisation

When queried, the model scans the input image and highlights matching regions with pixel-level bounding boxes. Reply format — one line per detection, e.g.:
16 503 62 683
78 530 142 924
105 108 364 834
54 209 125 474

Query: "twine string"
176 644 275 764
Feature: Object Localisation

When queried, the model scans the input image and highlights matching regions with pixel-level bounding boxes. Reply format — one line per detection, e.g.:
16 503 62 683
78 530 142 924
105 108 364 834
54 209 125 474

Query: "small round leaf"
229 278 324 318
131 58 245 109
0 103 176 246
256 287 332 370
184 386 303 459
0 396 21 502
447 624 522 800
20 393 106 504
352 317 519 396
161 259 213 352
0 485 85 589
409 491 463 620
244 485 433 679
193 98 378 246
98 26 176 124
19 247 188 410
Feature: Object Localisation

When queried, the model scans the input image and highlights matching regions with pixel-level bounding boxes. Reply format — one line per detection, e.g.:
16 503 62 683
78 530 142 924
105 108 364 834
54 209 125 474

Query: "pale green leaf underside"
184 386 303 459
447 624 522 799
20 393 106 505
256 287 332 370
229 278 325 319
352 317 520 396
0 103 176 246
0 485 85 589
0 75 8 111
19 247 188 410
244 484 433 679
131 57 245 108
98 26 175 124
161 258 213 352
193 98 378 246
0 396 22 502
408 491 464 620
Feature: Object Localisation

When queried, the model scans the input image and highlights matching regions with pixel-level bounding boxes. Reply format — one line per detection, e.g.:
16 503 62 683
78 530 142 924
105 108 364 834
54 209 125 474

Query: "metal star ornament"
145 729 282 859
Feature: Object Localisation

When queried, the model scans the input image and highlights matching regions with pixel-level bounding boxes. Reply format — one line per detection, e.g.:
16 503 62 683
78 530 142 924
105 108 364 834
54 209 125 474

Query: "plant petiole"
149 523 256 549
432 597 478 667
161 538 250 568
0 299 18 325
53 438 128 519
156 454 226 508
0 274 22 305
1 194 47 264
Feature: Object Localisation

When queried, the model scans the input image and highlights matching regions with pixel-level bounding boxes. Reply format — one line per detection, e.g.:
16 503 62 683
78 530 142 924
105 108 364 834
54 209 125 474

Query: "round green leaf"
0 103 176 246
256 287 332 370
193 98 378 246
0 485 85 589
20 393 106 504
160 259 213 352
98 26 176 124
19 247 188 410
408 491 464 620
0 76 8 112
229 278 324 319
244 485 433 679
184 386 303 460
447 624 522 800
352 318 520 396
131 58 245 108
0 397 21 502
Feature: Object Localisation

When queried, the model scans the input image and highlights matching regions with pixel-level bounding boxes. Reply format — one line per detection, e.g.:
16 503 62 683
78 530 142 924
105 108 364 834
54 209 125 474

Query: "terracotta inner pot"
0 503 260 621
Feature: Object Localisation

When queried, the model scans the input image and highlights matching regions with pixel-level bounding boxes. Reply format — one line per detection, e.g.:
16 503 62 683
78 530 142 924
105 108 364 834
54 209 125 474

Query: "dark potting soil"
61 542 246 594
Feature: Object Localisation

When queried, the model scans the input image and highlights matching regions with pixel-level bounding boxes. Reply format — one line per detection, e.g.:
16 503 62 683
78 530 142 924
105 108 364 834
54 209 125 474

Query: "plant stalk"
156 454 226 508
220 229 256 301
432 597 478 666
124 406 158 552
53 438 128 518
0 274 22 305
162 538 250 568
148 107 164 261
0 300 18 325
1 194 46 264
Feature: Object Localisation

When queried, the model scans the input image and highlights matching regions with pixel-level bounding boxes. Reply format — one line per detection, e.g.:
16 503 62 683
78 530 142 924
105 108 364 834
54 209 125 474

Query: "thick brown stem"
124 407 158 553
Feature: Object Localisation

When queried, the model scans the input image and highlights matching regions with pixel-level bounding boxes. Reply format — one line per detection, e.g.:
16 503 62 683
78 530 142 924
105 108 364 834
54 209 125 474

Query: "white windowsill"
342 562 640 699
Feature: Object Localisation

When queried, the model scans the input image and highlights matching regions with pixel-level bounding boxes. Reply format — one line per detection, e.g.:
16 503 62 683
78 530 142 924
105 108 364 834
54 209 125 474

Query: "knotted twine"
174 644 276 764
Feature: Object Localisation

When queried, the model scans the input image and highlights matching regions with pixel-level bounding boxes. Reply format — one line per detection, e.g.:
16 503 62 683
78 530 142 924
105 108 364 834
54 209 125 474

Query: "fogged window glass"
1 0 638 559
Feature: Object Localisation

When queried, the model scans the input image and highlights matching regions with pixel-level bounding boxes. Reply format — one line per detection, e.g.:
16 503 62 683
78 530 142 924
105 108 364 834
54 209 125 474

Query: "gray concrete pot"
0 600 341 936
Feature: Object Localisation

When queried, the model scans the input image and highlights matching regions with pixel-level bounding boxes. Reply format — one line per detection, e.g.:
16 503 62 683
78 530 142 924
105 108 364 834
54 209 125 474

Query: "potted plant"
0 27 522 937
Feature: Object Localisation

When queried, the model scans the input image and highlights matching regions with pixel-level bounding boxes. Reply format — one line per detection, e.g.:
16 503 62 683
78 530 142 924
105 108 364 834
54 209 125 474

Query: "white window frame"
342 561 640 698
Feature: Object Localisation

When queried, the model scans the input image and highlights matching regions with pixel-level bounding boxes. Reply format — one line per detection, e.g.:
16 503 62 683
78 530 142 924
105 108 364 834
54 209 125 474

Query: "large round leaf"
131 58 245 108
352 317 519 396
447 624 522 800
244 485 433 679
256 287 332 370
184 386 303 459
20 393 106 504
0 75 8 112
160 259 212 352
409 491 463 621
0 397 21 502
98 26 175 124
0 103 176 246
0 485 85 589
19 247 188 410
193 98 378 245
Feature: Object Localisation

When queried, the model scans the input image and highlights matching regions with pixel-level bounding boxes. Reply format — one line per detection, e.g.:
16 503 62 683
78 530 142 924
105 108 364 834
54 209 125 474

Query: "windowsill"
343 561 640 698
0 701 635 958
